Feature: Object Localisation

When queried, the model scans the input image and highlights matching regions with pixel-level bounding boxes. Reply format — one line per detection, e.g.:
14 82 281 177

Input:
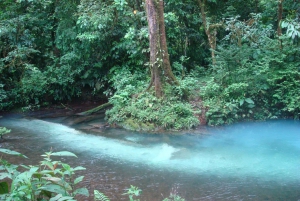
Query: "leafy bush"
0 149 88 201
106 70 200 131
0 127 10 139
107 90 199 131
123 185 142 201
200 14 300 125
268 63 300 119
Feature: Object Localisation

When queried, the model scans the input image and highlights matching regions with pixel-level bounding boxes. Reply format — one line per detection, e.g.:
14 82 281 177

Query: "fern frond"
94 190 110 201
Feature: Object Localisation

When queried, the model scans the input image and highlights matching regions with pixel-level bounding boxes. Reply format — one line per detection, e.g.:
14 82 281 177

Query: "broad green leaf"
39 184 66 195
11 171 34 191
49 193 75 201
73 188 89 196
281 21 288 28
50 151 77 158
49 193 62 201
42 177 62 183
0 148 28 158
0 182 9 194
30 166 39 173
41 161 54 170
73 166 86 171
245 98 254 104
39 169 54 175
248 104 255 108
74 176 84 185
20 165 30 170
61 163 71 171
43 177 72 191
0 173 9 180
62 181 73 191
239 99 244 106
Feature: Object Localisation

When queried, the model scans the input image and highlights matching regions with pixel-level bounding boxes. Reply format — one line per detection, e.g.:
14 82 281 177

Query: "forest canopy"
0 0 299 129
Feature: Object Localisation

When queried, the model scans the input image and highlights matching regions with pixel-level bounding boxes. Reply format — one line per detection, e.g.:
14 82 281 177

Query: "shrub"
105 70 200 131
0 127 10 139
200 15 300 125
0 149 88 201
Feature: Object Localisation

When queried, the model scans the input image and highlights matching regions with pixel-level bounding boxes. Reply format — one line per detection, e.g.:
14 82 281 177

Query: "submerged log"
76 102 112 116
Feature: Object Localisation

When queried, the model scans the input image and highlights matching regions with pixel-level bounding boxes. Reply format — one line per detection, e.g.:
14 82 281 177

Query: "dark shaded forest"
0 0 299 130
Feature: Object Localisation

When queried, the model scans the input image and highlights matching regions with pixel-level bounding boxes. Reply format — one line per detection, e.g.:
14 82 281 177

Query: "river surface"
0 115 300 201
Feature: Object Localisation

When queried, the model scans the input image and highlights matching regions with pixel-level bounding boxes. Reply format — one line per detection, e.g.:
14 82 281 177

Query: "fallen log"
76 102 112 116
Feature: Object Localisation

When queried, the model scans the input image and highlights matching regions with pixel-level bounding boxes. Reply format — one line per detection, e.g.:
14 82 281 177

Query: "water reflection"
0 116 300 201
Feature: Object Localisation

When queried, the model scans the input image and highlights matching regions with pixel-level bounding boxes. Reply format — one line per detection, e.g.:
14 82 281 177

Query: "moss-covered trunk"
145 0 178 98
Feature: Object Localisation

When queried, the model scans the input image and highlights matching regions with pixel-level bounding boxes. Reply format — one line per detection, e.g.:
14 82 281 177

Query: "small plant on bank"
0 149 88 201
0 127 10 139
162 186 185 201
123 185 142 201
94 190 110 201
162 194 186 201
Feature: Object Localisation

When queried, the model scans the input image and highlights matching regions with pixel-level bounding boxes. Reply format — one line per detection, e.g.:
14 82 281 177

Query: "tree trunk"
277 0 284 49
197 0 221 65
277 0 283 37
145 0 178 98
157 0 179 85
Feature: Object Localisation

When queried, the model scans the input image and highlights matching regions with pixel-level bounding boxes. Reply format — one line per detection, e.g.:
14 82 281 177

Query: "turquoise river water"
0 115 299 201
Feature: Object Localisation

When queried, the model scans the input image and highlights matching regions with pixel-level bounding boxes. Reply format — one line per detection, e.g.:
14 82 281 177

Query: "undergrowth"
105 67 200 131
199 15 300 125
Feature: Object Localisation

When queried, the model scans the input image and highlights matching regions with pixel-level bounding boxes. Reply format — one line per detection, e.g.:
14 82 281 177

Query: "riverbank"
0 99 210 135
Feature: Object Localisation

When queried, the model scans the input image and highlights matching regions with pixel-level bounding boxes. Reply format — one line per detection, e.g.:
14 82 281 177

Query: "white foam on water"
1 118 300 183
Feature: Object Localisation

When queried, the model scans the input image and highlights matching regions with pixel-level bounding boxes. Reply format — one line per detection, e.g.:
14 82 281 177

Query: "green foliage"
0 83 7 110
0 127 11 139
162 194 185 201
106 72 199 130
94 190 110 201
0 150 88 201
268 62 300 119
0 1 53 109
0 0 299 128
0 84 6 103
122 185 186 201
0 0 111 109
281 19 300 40
164 0 207 68
0 148 26 158
123 185 141 201
162 186 185 201
201 14 300 125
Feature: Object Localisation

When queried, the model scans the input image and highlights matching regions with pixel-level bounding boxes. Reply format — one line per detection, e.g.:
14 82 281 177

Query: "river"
0 114 300 201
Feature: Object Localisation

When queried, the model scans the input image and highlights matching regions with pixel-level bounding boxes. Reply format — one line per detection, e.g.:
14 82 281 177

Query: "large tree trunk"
145 0 178 98
157 0 178 85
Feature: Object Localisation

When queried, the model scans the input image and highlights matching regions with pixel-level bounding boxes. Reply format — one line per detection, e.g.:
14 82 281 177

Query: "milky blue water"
0 117 299 200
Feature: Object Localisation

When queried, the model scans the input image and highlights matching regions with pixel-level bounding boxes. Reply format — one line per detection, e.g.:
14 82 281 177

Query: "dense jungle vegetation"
0 0 299 130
